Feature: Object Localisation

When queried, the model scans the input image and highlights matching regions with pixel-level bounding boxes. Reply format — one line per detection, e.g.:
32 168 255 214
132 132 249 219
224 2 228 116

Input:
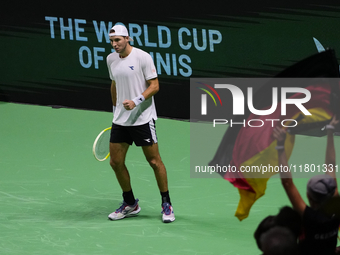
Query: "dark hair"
260 227 299 255
275 206 301 238
254 206 302 251
254 215 276 250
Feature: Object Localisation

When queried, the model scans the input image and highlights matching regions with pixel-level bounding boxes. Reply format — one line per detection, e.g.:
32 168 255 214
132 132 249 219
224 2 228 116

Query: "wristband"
132 95 145 106
113 105 116 113
275 145 285 150
325 125 335 130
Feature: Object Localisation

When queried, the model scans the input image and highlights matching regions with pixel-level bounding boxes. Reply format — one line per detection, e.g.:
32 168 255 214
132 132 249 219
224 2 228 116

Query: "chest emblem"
128 66 134 70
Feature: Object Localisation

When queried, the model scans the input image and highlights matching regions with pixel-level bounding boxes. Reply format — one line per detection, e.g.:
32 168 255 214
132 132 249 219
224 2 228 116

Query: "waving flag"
209 49 340 220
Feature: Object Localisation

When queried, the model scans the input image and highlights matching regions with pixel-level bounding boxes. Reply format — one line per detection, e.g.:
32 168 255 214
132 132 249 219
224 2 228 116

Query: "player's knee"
109 158 123 171
146 157 160 169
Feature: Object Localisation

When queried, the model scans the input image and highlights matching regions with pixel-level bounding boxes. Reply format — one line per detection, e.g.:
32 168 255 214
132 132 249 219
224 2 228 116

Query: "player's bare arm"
123 78 159 110
144 77 160 99
111 80 117 107
273 126 306 215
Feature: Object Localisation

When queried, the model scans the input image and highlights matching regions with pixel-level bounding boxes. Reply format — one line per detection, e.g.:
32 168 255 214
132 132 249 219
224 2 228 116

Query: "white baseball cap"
109 25 133 41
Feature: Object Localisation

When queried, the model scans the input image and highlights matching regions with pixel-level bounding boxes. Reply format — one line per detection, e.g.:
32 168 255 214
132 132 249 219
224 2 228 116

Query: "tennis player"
106 24 175 223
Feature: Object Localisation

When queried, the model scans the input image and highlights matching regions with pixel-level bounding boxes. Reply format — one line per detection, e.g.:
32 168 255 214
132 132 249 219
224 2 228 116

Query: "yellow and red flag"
210 50 340 220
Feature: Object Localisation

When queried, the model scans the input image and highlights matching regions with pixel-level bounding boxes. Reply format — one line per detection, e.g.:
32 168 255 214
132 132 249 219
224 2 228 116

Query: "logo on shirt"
129 66 134 70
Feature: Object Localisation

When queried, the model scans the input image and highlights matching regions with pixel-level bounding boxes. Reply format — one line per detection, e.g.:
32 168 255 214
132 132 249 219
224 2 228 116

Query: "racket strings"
93 128 111 161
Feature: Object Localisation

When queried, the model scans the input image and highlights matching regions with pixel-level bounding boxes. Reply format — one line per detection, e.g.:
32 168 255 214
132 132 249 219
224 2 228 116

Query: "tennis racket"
92 127 111 161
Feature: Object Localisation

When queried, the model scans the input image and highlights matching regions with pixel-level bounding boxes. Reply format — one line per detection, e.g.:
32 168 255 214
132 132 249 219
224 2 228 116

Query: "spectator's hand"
272 126 286 146
329 114 339 127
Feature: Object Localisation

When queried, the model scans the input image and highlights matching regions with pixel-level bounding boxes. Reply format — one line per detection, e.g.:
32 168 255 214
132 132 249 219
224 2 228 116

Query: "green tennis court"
1 102 338 254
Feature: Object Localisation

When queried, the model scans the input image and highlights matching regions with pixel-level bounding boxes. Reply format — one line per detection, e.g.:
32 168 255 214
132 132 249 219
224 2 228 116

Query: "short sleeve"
142 53 158 81
106 55 115 81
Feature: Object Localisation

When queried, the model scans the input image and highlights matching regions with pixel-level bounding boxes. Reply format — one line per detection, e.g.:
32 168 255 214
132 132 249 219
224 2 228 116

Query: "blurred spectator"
272 116 340 255
260 226 299 255
255 206 301 252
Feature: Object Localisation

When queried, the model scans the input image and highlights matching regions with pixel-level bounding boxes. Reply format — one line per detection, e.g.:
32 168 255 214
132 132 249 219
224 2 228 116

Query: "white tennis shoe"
108 199 141 220
161 203 175 223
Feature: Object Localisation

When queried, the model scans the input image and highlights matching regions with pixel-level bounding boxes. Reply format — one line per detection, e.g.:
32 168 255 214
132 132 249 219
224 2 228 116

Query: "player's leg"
142 143 168 193
132 119 175 223
142 143 175 223
109 142 131 192
108 124 140 220
131 119 170 197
